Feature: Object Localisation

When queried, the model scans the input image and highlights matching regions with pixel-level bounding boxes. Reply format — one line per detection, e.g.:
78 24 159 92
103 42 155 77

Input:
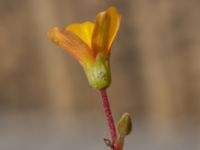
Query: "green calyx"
84 53 111 89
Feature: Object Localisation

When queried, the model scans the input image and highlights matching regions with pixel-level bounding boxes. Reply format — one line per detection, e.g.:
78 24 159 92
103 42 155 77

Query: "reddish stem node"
100 89 117 148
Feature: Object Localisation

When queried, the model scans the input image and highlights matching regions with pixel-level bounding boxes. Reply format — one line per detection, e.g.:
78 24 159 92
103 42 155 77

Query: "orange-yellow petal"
66 22 94 49
92 6 121 55
48 27 95 66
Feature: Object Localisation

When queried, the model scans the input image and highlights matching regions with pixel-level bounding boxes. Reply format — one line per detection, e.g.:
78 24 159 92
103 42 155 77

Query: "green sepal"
84 53 111 89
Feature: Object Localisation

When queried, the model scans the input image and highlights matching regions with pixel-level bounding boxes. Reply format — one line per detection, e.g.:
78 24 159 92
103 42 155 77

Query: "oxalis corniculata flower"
49 7 120 89
48 6 132 150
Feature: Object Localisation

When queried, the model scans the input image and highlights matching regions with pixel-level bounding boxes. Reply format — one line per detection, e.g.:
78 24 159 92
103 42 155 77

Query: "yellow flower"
48 7 121 89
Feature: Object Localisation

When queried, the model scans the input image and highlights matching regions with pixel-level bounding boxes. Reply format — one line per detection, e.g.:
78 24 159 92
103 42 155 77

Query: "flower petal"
48 27 95 66
92 6 121 55
66 22 94 49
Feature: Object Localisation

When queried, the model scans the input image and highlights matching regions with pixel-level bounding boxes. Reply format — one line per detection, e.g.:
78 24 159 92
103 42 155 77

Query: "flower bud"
117 113 132 136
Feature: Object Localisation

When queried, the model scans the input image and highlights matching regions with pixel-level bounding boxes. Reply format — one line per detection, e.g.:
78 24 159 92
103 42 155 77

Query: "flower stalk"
100 89 117 146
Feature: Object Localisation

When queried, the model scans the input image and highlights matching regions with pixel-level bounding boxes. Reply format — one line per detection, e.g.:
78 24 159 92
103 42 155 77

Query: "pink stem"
100 89 117 147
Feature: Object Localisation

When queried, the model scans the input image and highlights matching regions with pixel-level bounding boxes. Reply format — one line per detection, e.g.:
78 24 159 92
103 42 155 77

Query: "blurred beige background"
0 0 200 150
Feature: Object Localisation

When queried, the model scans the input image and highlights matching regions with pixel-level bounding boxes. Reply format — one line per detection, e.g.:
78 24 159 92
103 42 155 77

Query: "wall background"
0 0 200 150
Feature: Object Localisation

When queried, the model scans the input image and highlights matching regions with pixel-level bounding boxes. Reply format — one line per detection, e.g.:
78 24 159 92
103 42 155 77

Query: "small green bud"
117 113 132 136
84 54 111 89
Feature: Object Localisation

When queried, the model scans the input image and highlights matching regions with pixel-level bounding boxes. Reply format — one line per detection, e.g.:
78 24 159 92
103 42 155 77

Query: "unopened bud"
117 113 132 136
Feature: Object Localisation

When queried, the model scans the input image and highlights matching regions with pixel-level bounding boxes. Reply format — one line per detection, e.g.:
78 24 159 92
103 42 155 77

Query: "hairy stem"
100 89 117 148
